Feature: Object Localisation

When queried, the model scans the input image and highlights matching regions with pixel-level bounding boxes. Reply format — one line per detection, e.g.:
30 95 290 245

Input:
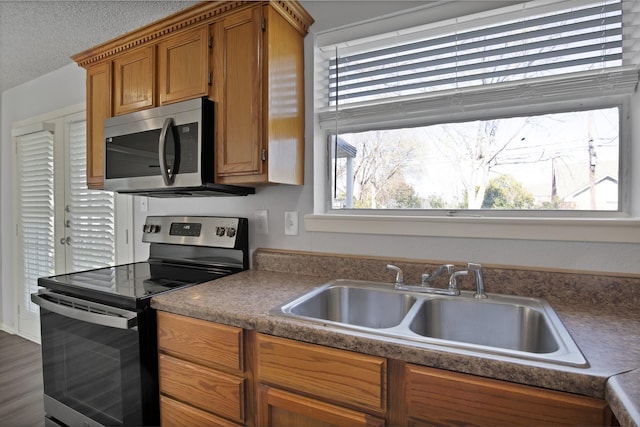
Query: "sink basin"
409 298 559 353
282 282 416 329
270 280 588 367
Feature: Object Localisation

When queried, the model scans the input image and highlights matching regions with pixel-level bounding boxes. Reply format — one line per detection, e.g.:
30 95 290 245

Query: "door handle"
31 291 138 330
159 117 176 186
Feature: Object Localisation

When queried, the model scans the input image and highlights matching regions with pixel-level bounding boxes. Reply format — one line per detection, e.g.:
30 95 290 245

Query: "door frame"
11 104 133 343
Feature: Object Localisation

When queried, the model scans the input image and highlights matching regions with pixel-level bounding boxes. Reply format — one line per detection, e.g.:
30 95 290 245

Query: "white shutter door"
67 120 115 271
16 131 56 314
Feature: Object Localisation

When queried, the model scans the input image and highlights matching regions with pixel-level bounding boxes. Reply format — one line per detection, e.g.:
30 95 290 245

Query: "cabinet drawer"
258 385 385 427
158 311 243 372
256 334 386 413
160 395 242 427
406 364 611 426
159 354 245 424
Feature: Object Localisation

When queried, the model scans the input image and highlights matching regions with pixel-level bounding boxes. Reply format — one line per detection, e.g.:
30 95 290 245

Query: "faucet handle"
387 264 404 285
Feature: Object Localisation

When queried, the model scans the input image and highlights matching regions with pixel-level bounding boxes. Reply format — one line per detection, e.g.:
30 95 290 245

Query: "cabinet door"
85 61 111 189
113 45 155 115
158 26 209 105
257 386 385 427
213 6 264 180
405 364 613 426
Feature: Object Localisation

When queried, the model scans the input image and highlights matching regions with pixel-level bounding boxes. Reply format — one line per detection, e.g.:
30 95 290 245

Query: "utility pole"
588 111 597 210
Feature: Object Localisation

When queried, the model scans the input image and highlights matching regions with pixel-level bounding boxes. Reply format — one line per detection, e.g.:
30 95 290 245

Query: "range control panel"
142 216 247 249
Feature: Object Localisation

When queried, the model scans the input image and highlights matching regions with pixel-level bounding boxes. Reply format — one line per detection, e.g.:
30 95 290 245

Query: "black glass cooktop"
38 261 238 310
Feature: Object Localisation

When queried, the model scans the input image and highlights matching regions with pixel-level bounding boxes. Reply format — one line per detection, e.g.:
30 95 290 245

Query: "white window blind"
16 130 55 314
317 0 640 131
68 120 115 272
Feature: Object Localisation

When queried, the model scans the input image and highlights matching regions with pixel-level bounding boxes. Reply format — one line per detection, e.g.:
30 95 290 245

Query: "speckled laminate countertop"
151 249 640 426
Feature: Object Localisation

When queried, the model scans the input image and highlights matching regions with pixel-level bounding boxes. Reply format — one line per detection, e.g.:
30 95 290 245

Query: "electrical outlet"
255 210 269 234
285 211 298 236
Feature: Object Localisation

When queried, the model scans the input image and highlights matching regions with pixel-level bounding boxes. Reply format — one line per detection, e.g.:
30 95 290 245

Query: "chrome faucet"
386 264 460 296
386 262 486 298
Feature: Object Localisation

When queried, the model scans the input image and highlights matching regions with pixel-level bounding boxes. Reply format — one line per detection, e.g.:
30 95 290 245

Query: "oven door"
32 290 153 427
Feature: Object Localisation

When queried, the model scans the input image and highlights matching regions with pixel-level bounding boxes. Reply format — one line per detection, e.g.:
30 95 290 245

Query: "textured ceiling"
0 1 198 95
0 1 437 96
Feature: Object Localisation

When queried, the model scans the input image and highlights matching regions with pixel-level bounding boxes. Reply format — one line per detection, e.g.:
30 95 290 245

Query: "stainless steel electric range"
32 215 249 427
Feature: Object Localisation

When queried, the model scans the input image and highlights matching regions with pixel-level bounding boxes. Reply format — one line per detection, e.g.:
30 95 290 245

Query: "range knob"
226 227 236 238
144 224 161 233
216 226 226 237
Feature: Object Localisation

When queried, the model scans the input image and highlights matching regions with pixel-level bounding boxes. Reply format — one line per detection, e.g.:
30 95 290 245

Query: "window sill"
304 214 640 244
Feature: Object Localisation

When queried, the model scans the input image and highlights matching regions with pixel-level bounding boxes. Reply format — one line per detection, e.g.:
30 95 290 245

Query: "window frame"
308 0 640 244
326 98 630 218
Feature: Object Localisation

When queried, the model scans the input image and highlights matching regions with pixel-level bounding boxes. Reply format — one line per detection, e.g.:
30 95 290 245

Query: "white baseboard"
0 322 17 335
19 332 41 344
0 323 40 344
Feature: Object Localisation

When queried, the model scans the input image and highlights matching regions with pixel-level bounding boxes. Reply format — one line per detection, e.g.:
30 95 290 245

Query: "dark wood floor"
0 331 45 427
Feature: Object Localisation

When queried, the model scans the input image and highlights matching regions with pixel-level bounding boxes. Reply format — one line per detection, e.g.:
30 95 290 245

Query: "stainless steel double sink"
269 279 588 367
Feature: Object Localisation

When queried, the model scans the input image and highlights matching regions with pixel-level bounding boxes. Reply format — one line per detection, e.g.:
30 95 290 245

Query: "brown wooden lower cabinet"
157 312 615 427
157 312 247 426
256 385 385 427
405 364 613 426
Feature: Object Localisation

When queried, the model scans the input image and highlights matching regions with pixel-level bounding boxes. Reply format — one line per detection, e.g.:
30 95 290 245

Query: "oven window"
40 309 143 426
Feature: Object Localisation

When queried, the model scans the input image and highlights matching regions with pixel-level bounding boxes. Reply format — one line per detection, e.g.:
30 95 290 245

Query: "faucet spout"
448 270 468 290
421 264 455 286
386 264 404 285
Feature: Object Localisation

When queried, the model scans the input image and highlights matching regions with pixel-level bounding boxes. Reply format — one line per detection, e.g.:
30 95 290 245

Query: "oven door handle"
31 291 138 330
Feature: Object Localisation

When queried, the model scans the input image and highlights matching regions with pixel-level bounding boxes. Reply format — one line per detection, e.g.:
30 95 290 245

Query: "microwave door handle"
159 117 175 186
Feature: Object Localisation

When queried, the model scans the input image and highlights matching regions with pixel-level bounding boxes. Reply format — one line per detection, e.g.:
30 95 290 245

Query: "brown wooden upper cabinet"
72 1 313 190
112 45 156 116
213 4 307 185
158 26 210 105
85 61 111 189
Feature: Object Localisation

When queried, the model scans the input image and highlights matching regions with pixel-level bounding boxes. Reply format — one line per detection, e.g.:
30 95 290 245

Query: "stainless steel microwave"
103 97 254 197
